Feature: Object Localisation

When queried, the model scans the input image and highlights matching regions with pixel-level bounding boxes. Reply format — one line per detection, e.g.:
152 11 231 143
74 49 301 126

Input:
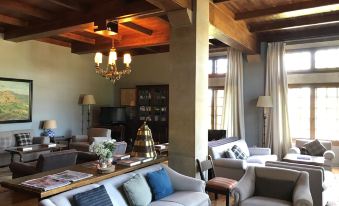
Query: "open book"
21 170 92 191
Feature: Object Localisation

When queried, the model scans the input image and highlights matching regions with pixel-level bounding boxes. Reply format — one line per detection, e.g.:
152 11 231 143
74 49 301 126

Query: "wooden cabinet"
136 85 169 144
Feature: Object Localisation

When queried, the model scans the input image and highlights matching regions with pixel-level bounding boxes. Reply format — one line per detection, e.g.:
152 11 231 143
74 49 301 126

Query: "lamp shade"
43 120 57 129
82 95 96 105
256 96 273 108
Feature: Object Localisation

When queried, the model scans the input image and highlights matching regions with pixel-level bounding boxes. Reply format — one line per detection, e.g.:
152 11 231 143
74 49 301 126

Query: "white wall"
0 40 114 136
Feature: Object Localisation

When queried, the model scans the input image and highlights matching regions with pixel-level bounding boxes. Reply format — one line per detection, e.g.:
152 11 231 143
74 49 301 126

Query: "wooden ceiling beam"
250 11 339 32
120 22 153 36
46 0 84 11
116 32 169 49
235 0 339 20
259 23 339 42
59 33 95 44
0 0 51 20
0 14 28 27
4 0 157 41
71 32 169 54
209 3 258 54
38 37 71 47
213 0 230 3
145 0 191 11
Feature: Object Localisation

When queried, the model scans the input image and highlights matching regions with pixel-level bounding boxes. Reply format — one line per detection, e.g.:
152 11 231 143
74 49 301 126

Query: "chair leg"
214 193 218 200
226 190 230 206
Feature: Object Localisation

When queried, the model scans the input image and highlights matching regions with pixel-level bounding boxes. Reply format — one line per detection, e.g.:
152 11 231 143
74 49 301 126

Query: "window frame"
209 56 227 77
208 86 224 130
289 83 339 145
286 46 339 74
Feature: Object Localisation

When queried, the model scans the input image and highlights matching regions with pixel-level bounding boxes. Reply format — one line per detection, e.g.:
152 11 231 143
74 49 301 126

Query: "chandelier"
94 49 132 83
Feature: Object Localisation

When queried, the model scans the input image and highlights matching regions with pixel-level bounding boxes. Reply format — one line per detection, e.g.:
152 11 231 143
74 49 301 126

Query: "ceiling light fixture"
94 46 132 84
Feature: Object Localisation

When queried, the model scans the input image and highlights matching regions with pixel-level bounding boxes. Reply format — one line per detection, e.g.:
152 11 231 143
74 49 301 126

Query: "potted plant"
89 139 116 169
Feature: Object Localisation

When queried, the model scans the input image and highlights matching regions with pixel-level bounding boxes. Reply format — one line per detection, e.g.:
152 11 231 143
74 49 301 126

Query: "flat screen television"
100 107 126 124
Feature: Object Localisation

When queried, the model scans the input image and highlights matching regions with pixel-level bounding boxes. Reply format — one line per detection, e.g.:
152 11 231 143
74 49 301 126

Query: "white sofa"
40 163 211 206
0 129 43 166
288 139 335 170
208 138 277 180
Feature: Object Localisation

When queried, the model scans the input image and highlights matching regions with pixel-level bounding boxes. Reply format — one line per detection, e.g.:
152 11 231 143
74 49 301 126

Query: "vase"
99 159 108 169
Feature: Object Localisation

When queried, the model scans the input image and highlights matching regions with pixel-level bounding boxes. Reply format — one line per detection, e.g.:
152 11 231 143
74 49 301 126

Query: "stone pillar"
168 0 209 177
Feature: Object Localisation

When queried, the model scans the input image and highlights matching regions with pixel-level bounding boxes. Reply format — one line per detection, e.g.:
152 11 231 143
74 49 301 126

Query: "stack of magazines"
21 170 93 191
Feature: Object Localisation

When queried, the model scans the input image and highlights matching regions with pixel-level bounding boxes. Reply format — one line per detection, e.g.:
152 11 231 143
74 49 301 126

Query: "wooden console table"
0 190 38 206
1 156 168 199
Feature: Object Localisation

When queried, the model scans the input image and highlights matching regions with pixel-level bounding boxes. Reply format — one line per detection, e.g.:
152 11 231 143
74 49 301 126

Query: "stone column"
168 0 209 177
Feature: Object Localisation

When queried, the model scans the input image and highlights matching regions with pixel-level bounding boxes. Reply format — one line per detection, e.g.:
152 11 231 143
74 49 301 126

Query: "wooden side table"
50 136 72 149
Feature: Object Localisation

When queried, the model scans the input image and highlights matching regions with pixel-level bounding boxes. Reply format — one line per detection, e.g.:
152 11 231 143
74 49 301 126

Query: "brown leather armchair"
69 128 111 152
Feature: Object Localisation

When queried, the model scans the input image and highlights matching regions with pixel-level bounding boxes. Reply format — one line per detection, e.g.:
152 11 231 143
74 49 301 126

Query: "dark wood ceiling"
215 0 339 42
2 0 339 55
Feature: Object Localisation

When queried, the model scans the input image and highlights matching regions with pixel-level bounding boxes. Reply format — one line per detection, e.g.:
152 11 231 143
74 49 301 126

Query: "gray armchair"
69 128 111 152
9 149 78 178
232 166 313 206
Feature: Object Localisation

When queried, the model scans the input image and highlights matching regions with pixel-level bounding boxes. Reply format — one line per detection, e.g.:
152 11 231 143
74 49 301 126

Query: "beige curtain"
265 42 291 159
222 47 245 138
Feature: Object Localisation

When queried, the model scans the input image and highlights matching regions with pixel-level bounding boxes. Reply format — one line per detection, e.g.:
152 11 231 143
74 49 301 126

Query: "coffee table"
5 144 67 163
283 153 324 167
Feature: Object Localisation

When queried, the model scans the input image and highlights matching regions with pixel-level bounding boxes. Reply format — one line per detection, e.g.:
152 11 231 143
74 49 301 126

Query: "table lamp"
256 96 273 147
42 120 57 137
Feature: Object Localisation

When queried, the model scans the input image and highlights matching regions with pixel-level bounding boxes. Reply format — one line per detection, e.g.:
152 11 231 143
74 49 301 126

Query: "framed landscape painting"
0 77 33 123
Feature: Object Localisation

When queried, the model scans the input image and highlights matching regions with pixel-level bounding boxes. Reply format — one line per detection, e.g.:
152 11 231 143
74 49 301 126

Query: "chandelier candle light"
94 48 132 83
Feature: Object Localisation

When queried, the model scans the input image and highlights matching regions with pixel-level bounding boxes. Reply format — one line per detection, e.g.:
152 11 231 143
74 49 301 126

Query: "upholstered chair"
232 166 313 206
69 128 112 152
9 149 78 178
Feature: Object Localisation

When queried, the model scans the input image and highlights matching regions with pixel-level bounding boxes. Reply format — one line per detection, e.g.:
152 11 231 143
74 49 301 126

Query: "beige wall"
113 52 171 105
0 40 114 136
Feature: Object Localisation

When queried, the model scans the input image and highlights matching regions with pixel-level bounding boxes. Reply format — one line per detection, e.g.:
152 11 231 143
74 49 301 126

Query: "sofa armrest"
9 162 39 178
323 150 335 160
232 166 255 205
162 164 205 193
248 147 271 156
293 172 313 206
288 147 301 154
213 158 247 170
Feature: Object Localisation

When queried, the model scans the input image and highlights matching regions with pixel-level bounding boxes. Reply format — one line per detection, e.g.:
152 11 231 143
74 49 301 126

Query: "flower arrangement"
89 139 116 165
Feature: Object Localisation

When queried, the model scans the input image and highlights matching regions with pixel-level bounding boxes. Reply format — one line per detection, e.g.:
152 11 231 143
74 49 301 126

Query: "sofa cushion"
300 147 310 155
73 185 113 206
255 176 295 201
123 174 152 206
303 139 326 156
224 149 236 159
241 196 292 206
146 168 174 200
15 133 32 146
159 191 210 206
232 145 248 160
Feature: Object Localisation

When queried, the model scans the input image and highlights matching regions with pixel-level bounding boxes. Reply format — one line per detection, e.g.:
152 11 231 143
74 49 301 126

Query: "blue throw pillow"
73 185 113 206
146 168 174 200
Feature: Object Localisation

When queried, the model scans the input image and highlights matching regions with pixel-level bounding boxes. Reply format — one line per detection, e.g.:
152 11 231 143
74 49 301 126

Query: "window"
208 57 227 75
284 47 339 72
208 88 224 129
288 85 339 141
284 51 311 71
